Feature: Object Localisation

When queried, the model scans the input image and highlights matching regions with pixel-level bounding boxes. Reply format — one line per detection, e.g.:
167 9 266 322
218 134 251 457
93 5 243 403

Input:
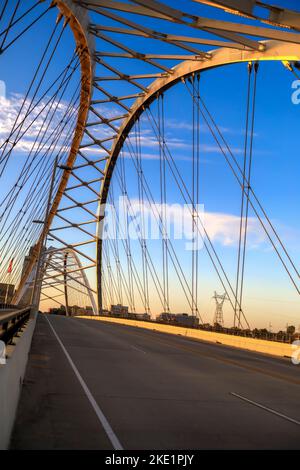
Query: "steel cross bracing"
8 0 300 318
39 247 97 315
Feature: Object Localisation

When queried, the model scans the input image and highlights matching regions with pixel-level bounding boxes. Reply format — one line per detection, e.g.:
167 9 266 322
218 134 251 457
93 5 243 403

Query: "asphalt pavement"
10 314 300 449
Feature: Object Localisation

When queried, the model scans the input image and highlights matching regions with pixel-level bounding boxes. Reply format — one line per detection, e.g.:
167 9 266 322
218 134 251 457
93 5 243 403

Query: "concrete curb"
77 316 293 359
0 313 37 450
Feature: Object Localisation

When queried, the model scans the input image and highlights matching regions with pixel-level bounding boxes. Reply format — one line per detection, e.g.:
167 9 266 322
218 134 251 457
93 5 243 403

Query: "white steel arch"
96 39 300 311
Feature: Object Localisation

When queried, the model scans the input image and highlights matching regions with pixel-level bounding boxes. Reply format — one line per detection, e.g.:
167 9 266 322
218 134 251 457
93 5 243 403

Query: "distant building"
175 313 199 328
130 312 151 321
0 283 15 304
156 312 199 328
69 305 85 316
110 304 128 317
156 312 177 323
49 305 66 316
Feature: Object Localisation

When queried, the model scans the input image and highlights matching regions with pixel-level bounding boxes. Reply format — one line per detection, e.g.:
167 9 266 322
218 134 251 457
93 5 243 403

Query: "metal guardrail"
0 308 31 344
0 304 21 310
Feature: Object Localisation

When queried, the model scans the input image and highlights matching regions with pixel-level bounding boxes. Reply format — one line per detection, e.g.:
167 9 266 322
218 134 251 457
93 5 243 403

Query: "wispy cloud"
165 118 231 134
122 150 191 161
0 93 76 155
109 199 285 250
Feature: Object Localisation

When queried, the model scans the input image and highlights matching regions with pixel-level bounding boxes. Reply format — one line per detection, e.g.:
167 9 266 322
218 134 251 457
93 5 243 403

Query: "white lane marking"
44 315 123 450
231 392 300 426
131 345 147 354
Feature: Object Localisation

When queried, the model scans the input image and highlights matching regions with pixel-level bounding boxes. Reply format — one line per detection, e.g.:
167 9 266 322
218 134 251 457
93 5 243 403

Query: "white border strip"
44 315 123 450
231 392 300 426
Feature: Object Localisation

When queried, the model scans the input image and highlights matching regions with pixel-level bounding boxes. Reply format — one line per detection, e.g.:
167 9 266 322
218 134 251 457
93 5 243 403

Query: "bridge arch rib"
14 0 95 303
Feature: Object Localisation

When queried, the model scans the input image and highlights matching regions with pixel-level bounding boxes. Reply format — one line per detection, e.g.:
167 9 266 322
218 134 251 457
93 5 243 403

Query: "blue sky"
0 0 299 329
106 60 300 329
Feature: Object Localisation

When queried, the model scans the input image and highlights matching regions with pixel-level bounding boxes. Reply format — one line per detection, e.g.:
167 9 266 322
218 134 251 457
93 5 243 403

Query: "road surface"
11 314 300 449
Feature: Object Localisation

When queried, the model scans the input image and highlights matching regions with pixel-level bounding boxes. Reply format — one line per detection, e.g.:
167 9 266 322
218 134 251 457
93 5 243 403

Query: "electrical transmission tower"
212 292 228 327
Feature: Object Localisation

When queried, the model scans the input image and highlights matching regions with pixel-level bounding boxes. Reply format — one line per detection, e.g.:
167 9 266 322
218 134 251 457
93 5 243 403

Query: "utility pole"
31 156 58 313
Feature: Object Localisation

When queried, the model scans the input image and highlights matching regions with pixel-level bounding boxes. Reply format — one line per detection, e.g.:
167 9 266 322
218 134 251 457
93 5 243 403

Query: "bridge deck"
10 314 300 450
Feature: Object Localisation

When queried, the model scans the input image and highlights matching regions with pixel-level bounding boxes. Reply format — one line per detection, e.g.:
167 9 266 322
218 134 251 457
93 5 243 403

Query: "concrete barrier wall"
78 316 292 359
0 314 37 450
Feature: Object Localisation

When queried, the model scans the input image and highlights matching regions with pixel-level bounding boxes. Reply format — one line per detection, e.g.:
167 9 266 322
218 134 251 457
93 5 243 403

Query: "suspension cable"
184 79 299 296
235 62 252 327
238 62 259 327
145 107 248 327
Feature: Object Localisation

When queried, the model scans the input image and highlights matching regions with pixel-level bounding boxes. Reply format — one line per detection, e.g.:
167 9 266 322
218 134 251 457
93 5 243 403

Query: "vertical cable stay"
145 106 248 328
120 150 136 313
196 73 200 320
105 229 138 312
197 91 299 282
103 241 117 306
102 272 109 311
162 95 170 314
110 133 189 314
116 149 166 312
124 132 204 322
162 95 170 315
158 94 170 314
136 118 150 314
238 62 259 327
184 79 300 297
190 75 201 319
109 184 123 306
103 156 158 313
102 258 113 308
191 77 196 317
235 62 253 328
108 167 163 313
105 193 134 310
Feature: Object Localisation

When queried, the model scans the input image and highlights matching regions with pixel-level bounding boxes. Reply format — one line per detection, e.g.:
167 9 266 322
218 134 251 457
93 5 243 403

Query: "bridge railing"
0 308 31 345
0 304 21 311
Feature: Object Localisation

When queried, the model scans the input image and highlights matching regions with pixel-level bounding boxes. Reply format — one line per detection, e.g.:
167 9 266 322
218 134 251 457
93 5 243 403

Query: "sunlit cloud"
0 93 77 154
106 198 289 250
